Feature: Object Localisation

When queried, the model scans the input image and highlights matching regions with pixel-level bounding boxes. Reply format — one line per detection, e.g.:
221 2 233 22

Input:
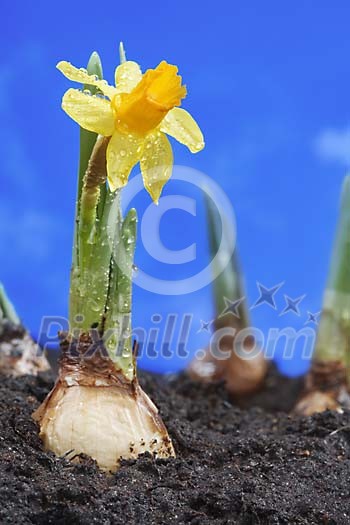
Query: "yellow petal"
114 61 187 136
57 61 117 100
160 107 204 153
140 131 173 203
62 88 115 136
114 61 142 94
106 130 142 191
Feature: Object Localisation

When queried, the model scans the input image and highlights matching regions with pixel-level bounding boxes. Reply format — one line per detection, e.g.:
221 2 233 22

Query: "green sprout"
294 176 350 415
0 282 20 326
314 175 350 367
189 192 267 396
205 193 250 331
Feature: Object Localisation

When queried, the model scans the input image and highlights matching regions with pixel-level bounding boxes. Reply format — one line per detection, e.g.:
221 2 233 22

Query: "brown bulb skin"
33 333 175 472
189 332 267 397
293 360 350 416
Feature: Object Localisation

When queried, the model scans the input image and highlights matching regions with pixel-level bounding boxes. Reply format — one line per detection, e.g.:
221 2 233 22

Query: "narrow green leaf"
315 175 350 364
71 51 103 269
104 208 137 378
205 192 249 328
70 52 104 325
0 282 20 325
77 189 121 332
77 52 103 207
327 175 350 294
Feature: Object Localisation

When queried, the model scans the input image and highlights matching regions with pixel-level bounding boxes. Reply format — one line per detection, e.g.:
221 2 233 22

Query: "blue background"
1 1 349 375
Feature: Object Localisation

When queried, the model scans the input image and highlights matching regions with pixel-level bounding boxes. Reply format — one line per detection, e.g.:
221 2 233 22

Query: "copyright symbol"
109 165 237 296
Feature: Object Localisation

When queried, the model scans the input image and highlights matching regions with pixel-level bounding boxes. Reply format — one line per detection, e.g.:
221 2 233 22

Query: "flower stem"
72 51 103 269
70 135 109 330
81 189 121 331
70 52 103 325
78 135 109 271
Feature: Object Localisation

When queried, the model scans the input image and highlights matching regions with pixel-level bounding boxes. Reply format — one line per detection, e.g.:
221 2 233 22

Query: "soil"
1 365 350 524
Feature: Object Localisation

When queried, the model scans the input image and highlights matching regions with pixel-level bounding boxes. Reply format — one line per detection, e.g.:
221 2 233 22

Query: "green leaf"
205 192 249 329
69 52 105 327
315 175 350 364
71 51 103 270
104 208 137 379
78 52 103 206
0 282 20 325
327 175 350 294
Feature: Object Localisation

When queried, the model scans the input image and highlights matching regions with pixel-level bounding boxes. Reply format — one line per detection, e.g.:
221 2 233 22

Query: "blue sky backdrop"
1 1 349 375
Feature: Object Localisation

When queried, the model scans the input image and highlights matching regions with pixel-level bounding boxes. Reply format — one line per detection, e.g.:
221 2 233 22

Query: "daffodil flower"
57 58 204 202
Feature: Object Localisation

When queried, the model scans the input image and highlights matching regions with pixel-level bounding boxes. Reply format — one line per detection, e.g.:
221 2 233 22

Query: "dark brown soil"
1 367 350 524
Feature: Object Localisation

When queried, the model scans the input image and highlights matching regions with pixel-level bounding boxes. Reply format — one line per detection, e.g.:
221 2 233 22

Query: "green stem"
79 190 121 332
72 51 103 269
70 52 103 325
70 135 109 329
315 175 350 366
78 135 109 271
97 181 107 221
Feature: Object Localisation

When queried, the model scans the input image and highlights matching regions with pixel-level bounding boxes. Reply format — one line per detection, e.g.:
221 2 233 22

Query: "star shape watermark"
305 311 321 325
197 319 212 333
280 294 306 316
219 296 245 318
251 281 284 310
